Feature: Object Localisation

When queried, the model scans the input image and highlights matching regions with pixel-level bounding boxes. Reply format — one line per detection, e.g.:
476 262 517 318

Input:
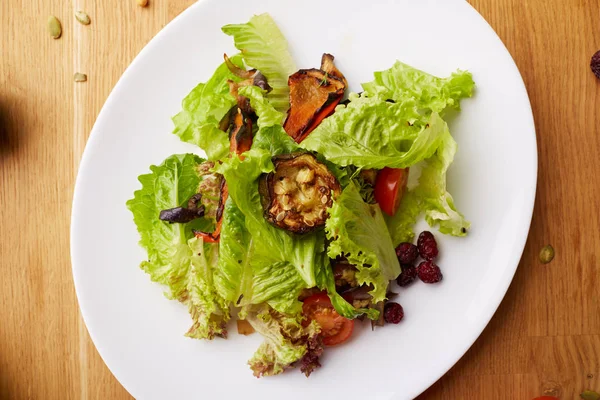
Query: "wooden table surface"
1 0 599 399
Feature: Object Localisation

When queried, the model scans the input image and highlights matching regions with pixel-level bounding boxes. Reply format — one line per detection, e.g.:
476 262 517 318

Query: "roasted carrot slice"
229 108 253 157
284 67 346 143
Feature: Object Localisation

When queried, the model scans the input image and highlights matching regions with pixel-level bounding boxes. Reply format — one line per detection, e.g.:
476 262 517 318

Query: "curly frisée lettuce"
126 154 229 339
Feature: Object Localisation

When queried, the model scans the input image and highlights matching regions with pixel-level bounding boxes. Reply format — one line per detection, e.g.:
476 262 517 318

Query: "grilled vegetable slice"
283 63 346 143
259 153 341 234
320 53 348 88
228 108 253 157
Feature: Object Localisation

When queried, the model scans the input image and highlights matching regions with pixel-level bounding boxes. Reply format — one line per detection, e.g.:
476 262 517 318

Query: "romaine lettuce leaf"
244 305 322 377
362 61 475 114
325 181 400 303
214 150 327 314
300 94 448 169
171 54 244 160
126 154 229 339
222 13 296 113
213 198 253 304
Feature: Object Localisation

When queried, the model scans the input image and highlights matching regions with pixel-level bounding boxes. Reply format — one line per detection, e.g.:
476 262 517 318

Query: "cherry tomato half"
302 292 354 346
374 167 409 216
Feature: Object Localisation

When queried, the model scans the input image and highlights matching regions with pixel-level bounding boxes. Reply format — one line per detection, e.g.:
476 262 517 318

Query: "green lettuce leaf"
214 198 253 304
385 131 469 244
243 305 322 377
222 13 296 112
300 94 448 169
362 61 475 113
416 130 470 236
214 150 327 314
238 85 299 155
171 54 244 160
238 85 285 128
384 190 421 245
325 181 400 303
126 154 229 339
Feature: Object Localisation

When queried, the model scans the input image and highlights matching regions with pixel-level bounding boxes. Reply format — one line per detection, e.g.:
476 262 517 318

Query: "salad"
127 13 474 377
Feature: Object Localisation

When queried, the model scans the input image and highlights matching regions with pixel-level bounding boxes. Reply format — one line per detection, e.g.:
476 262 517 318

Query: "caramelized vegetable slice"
283 68 345 143
229 108 253 157
259 153 341 234
320 53 348 88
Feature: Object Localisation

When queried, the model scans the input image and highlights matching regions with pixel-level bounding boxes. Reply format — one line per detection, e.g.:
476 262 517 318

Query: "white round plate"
71 0 537 398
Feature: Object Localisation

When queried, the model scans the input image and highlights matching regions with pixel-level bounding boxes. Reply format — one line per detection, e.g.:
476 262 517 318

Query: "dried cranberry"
417 231 439 260
396 265 418 287
591 50 600 79
384 302 404 324
395 242 419 264
417 261 443 283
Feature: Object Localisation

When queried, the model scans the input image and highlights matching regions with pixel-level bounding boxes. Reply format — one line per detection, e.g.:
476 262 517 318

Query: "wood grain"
0 0 598 399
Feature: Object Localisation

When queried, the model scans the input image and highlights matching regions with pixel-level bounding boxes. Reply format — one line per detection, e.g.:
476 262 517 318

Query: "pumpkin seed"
48 16 62 39
539 244 555 264
74 73 88 83
75 11 91 25
581 390 600 400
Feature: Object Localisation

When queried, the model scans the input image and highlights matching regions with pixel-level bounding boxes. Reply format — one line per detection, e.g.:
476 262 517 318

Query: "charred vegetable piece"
229 108 253 157
236 319 255 335
283 66 346 143
259 153 341 234
194 178 228 243
320 53 348 88
332 258 358 289
159 194 205 223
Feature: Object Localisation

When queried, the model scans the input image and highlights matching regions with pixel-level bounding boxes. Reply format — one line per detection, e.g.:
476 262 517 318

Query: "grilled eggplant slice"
283 67 346 143
260 153 341 234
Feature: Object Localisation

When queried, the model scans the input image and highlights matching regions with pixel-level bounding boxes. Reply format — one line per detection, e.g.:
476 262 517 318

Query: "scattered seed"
276 211 286 222
75 11 91 25
48 16 62 39
136 0 149 7
321 195 328 204
581 390 600 400
74 73 87 82
539 244 555 264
